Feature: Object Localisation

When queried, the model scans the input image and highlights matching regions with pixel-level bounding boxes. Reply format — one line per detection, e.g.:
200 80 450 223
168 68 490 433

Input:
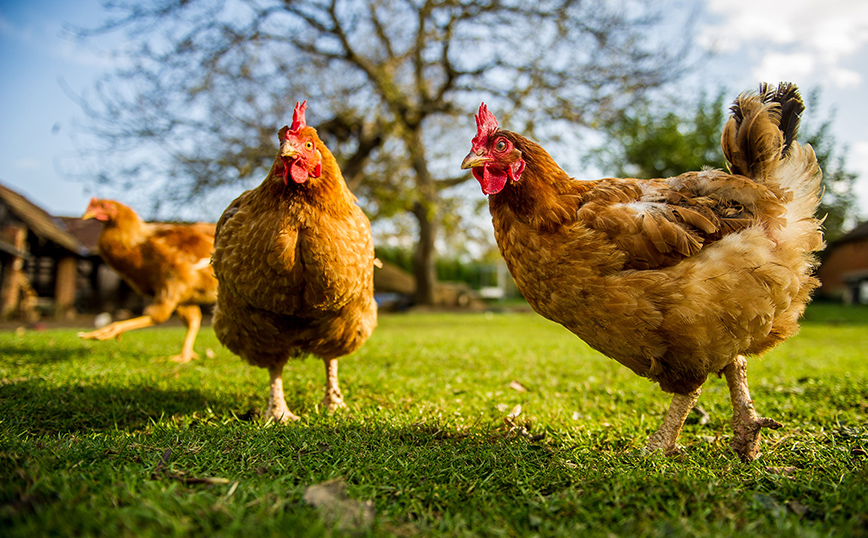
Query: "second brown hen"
461 83 824 460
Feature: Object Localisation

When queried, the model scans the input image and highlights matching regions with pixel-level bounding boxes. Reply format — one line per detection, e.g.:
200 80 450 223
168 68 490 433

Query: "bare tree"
77 0 692 304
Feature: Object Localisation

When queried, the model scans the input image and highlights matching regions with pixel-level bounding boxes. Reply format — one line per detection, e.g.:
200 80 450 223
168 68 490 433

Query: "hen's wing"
212 190 306 316
149 222 216 264
215 195 243 244
576 172 785 270
297 206 375 312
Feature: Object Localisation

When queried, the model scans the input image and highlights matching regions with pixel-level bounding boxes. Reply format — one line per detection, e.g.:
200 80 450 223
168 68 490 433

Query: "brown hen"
78 199 218 363
211 101 377 423
461 83 824 460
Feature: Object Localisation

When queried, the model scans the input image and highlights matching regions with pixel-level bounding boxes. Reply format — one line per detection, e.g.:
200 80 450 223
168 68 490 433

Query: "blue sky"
0 0 117 215
1 0 867 223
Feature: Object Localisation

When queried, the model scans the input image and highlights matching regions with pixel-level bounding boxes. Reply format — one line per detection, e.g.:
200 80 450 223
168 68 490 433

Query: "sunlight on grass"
1 305 866 537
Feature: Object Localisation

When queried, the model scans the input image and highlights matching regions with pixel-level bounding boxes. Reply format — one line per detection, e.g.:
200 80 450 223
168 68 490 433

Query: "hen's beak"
280 142 300 160
81 210 96 220
461 152 488 170
278 142 302 185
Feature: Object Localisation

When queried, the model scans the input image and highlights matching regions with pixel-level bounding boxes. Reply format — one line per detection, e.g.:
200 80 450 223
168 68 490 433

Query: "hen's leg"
646 388 702 455
723 354 781 461
171 305 202 363
267 363 300 423
78 316 156 341
321 358 347 411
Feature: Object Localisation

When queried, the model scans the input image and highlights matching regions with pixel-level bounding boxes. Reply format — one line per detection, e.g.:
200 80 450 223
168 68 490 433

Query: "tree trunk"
405 128 438 306
412 201 437 305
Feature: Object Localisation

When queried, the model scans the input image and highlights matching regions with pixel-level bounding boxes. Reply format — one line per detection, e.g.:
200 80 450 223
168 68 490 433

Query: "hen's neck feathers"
101 203 150 246
490 131 588 232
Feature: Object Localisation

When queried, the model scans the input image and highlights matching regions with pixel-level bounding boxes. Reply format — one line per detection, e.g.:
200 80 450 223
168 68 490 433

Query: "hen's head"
82 198 118 222
275 100 323 186
460 103 525 195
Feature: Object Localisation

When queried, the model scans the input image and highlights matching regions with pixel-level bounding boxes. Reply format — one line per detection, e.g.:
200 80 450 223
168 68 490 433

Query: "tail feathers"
723 83 823 254
721 82 805 183
760 82 803 154
776 142 821 215
773 141 825 253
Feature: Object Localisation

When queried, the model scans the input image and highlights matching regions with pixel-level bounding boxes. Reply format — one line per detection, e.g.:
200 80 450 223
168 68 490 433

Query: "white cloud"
851 141 868 218
752 52 815 83
828 67 862 88
751 54 861 87
704 0 868 50
852 140 868 164
701 0 868 88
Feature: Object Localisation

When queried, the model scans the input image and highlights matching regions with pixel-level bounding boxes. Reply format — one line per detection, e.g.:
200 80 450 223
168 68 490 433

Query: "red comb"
288 100 308 136
472 103 499 150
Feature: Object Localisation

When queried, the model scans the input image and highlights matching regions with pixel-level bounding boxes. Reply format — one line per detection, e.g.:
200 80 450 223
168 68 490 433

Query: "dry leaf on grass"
506 404 522 422
151 448 230 485
787 500 809 517
508 380 528 392
501 404 546 442
765 466 799 476
303 478 374 531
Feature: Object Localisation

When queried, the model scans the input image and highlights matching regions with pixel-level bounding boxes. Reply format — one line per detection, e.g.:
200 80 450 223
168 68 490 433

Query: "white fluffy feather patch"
192 258 211 271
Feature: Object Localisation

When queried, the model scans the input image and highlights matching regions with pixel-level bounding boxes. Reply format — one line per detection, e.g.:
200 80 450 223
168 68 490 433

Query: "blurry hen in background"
78 199 218 363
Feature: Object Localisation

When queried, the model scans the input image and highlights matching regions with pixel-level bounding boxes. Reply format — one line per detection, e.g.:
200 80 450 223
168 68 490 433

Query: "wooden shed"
816 221 868 304
0 182 88 320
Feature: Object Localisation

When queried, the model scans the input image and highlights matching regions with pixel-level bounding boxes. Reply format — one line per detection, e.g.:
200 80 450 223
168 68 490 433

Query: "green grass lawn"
1 305 867 537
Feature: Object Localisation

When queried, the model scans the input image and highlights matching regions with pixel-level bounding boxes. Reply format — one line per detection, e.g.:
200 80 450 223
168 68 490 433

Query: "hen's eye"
305 141 314 150
494 140 507 152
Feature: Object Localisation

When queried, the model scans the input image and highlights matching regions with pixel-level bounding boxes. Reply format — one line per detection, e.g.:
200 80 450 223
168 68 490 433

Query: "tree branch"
436 174 473 190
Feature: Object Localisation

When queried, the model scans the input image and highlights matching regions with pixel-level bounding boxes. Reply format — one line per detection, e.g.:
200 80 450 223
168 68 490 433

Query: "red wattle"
290 160 308 184
280 159 291 185
473 165 508 195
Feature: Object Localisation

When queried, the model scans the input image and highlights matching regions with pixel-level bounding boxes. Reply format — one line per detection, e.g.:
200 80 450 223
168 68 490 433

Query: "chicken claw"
78 325 123 341
169 351 199 363
646 388 702 455
730 415 782 461
268 404 301 424
321 358 347 412
78 316 156 342
724 355 781 461
267 364 301 423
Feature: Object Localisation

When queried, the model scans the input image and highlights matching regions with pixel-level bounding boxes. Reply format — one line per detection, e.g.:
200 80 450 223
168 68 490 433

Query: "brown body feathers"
211 106 376 422
464 83 824 460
